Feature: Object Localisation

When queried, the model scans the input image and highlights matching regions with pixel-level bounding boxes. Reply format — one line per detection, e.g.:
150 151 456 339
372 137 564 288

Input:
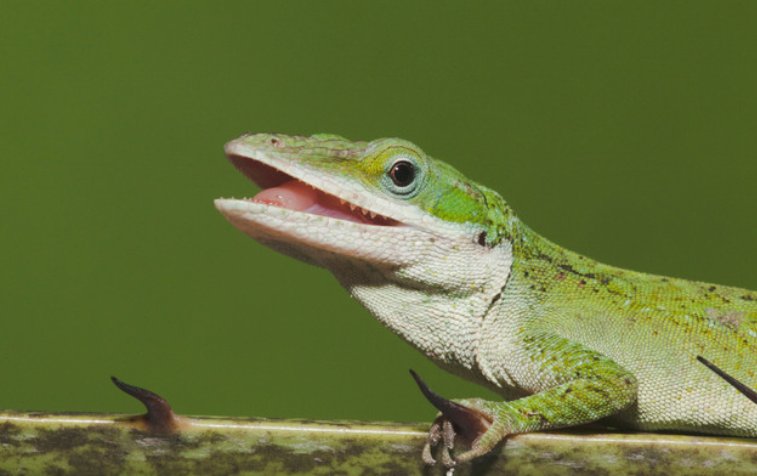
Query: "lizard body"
215 133 757 465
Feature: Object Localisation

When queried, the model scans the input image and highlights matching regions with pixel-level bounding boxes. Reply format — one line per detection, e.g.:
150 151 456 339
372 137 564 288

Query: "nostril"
270 137 283 148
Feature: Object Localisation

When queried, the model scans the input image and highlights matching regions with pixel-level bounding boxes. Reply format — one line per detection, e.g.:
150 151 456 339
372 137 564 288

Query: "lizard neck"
327 231 515 375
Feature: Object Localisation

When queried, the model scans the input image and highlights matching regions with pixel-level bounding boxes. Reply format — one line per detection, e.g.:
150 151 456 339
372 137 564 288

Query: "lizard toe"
453 422 509 463
421 417 443 465
411 370 496 467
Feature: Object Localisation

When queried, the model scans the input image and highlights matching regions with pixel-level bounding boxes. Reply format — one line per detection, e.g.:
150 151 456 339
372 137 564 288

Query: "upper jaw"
218 136 415 229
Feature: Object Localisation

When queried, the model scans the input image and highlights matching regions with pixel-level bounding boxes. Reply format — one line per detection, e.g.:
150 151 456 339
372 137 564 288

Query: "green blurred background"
1 2 756 423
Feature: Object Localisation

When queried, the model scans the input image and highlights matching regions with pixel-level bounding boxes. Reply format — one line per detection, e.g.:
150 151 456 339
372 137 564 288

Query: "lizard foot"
410 370 507 467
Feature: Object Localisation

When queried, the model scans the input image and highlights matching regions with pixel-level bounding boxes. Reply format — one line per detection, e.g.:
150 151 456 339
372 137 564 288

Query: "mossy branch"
2 378 757 475
2 411 757 475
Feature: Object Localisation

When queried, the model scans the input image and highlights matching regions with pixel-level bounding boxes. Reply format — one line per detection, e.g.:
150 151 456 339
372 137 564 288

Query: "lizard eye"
389 160 416 188
381 153 424 198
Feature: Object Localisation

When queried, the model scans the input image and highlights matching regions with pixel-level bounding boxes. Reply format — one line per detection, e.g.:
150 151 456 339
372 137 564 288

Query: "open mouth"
228 154 401 226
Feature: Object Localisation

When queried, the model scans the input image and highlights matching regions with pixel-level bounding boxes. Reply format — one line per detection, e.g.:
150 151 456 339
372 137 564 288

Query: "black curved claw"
111 376 184 434
409 369 491 445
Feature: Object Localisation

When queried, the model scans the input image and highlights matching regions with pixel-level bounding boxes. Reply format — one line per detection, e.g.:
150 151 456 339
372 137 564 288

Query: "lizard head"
216 133 515 263
215 133 516 363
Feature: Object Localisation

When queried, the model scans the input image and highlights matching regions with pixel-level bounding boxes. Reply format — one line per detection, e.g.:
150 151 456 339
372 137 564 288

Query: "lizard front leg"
413 331 639 467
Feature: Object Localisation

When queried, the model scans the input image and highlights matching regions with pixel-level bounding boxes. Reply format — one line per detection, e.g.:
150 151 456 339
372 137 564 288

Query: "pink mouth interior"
229 155 399 226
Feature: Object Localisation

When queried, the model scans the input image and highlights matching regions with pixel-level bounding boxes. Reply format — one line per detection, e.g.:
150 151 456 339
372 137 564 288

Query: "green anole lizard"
215 133 757 467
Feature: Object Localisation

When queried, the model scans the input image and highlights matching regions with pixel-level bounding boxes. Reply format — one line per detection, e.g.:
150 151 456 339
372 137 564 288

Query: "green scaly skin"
215 133 757 467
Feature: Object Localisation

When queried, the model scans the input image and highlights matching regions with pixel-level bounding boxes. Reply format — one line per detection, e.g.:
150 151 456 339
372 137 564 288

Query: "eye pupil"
390 160 416 187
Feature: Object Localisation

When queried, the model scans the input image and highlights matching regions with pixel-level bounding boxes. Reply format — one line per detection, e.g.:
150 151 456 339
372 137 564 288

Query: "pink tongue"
252 180 317 211
251 179 370 223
